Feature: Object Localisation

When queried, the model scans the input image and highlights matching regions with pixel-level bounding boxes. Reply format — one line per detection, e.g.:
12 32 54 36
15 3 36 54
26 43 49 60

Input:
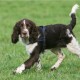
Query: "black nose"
23 32 27 35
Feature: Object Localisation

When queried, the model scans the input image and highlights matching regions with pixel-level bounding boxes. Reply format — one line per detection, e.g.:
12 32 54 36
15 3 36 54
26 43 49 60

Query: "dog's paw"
13 64 25 74
13 68 23 74
13 70 17 75
51 67 56 71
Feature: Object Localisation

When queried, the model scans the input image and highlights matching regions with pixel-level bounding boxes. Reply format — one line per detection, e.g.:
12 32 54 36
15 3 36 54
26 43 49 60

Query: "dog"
11 4 79 74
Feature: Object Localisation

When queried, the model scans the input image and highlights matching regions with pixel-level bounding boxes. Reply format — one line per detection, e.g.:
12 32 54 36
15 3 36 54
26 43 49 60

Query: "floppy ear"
29 22 38 44
11 22 20 44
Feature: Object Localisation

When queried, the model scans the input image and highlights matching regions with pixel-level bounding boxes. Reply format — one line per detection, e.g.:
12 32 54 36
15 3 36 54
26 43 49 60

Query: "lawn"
0 0 80 80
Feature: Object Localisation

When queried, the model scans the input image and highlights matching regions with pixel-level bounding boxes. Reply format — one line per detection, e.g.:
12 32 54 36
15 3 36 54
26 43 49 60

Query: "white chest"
26 42 38 55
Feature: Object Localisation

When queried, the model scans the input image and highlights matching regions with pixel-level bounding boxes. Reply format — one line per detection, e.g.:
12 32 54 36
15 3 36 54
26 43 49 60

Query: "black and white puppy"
11 4 79 74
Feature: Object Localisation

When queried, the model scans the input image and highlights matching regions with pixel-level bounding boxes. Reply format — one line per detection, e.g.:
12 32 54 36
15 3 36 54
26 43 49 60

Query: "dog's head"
11 19 38 44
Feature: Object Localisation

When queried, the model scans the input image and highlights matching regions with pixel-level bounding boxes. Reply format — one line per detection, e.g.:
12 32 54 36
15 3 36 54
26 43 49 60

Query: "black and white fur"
11 4 79 74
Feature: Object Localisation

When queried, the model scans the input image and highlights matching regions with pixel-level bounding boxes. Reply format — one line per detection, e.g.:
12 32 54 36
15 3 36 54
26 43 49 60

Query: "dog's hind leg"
67 34 80 58
51 48 65 71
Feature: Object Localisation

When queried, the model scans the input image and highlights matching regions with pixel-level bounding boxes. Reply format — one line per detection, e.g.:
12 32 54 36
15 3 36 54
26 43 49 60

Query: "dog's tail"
68 4 79 31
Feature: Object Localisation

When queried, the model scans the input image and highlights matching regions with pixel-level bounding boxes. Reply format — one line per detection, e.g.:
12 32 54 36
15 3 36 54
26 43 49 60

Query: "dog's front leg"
13 46 40 74
34 57 42 70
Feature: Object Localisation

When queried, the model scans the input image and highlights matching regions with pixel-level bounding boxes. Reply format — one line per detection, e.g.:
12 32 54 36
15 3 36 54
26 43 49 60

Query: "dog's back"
40 4 79 49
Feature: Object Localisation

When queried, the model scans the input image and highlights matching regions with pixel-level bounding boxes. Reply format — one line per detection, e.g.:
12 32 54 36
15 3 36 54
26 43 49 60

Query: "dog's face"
11 19 38 44
19 20 30 38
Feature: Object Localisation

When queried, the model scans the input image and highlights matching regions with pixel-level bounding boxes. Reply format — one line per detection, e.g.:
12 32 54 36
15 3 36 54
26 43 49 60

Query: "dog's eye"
26 24 30 29
26 24 29 26
21 24 23 27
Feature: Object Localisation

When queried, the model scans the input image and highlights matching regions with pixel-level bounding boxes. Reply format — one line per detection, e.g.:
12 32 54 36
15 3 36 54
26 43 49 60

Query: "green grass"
0 0 80 80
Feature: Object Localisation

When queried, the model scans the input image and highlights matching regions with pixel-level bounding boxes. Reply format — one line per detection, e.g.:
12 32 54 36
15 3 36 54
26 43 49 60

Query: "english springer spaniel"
11 4 79 74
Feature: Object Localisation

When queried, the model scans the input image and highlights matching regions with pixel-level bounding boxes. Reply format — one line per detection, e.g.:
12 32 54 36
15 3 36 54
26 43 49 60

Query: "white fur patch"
22 20 29 38
23 20 26 26
15 64 25 74
26 42 38 54
69 4 79 16
66 29 72 37
67 33 80 57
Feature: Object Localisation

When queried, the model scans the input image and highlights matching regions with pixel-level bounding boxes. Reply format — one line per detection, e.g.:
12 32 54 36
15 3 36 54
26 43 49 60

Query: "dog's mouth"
21 35 29 39
20 35 29 44
20 34 29 40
